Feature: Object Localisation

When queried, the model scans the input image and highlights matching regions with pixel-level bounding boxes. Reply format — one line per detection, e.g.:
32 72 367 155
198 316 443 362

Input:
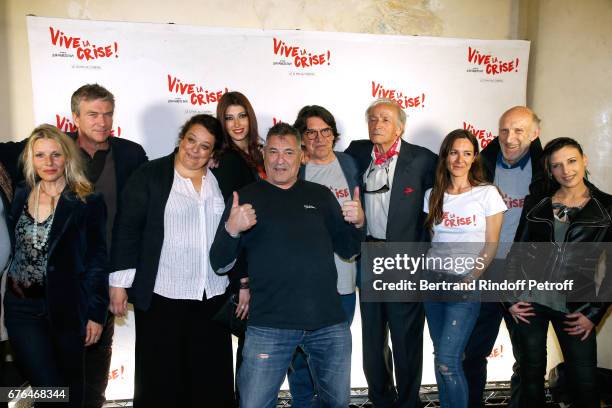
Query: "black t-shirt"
211 179 364 330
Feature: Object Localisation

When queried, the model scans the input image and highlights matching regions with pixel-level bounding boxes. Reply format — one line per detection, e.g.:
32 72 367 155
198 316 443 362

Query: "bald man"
462 106 544 408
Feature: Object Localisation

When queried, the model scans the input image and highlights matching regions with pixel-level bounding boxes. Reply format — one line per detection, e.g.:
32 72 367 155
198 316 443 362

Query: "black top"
211 149 257 291
210 179 365 330
212 149 258 201
8 205 53 296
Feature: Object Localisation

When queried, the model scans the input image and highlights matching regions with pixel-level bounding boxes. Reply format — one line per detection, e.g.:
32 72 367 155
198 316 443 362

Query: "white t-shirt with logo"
423 185 507 274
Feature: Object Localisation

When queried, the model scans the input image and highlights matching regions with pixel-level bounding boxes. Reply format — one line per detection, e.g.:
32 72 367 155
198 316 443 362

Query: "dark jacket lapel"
109 137 128 195
387 140 415 229
47 190 78 257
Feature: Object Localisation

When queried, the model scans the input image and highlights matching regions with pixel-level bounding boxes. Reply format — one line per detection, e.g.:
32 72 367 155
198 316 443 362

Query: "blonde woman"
4 124 108 407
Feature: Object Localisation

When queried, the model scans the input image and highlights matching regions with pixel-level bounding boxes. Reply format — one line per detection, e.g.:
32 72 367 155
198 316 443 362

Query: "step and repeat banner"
27 16 530 399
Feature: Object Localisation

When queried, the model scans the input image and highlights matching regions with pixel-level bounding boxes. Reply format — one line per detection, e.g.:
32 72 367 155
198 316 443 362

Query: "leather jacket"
506 181 612 325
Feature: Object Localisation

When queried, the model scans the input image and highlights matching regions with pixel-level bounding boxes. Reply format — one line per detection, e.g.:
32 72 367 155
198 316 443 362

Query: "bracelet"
239 281 249 290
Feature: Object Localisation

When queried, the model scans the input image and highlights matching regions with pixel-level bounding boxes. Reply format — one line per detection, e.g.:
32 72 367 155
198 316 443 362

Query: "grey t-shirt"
305 158 357 295
494 157 532 258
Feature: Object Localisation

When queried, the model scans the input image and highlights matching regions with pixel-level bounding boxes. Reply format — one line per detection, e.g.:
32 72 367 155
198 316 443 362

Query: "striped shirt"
109 169 228 300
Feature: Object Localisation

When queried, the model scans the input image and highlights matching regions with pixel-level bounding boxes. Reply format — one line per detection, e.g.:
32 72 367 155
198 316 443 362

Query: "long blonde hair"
21 124 93 200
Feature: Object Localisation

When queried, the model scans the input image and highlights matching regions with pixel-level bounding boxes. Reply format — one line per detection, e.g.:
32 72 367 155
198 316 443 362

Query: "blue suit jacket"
345 139 437 242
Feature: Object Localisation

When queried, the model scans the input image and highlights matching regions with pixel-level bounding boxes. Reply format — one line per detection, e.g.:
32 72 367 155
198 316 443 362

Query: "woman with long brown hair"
211 92 264 403
215 91 265 182
423 129 505 408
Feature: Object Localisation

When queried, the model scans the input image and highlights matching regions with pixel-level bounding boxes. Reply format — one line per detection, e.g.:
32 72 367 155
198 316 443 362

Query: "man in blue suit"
346 98 437 408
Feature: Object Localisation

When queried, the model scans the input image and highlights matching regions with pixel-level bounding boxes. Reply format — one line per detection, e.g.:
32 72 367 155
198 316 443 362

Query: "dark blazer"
112 152 231 310
66 132 149 203
345 139 437 242
0 139 27 189
10 185 109 335
111 153 176 311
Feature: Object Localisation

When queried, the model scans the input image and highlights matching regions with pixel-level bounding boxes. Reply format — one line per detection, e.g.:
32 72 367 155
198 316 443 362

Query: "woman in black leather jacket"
507 137 611 407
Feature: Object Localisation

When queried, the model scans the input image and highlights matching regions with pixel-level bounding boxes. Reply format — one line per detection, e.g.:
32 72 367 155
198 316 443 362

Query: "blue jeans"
287 293 356 407
425 301 480 408
238 322 351 408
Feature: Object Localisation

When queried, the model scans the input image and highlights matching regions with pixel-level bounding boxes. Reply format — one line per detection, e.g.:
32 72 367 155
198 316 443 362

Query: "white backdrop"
26 16 529 399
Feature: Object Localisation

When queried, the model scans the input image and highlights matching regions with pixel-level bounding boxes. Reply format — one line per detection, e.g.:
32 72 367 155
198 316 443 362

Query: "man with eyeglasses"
286 105 361 407
345 98 437 408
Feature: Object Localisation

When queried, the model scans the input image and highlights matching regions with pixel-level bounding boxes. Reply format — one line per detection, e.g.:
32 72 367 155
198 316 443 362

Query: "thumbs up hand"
226 191 257 236
341 186 365 228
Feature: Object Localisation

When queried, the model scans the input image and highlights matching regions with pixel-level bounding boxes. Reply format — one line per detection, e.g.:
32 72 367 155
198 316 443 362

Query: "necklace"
31 183 56 250
552 195 590 222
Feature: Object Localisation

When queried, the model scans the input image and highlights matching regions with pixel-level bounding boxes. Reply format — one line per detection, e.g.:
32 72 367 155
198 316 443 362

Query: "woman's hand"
236 288 250 320
109 287 129 317
564 312 595 341
85 320 103 346
509 301 535 324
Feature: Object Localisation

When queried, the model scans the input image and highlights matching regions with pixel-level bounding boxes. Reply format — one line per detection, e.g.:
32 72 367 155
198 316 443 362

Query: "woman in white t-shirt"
423 129 506 408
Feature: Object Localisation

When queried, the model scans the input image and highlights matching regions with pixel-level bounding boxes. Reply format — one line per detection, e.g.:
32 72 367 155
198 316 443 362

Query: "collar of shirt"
80 145 111 183
173 169 210 199
496 150 531 170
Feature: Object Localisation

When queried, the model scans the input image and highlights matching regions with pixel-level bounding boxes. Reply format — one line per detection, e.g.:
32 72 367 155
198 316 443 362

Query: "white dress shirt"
110 169 228 300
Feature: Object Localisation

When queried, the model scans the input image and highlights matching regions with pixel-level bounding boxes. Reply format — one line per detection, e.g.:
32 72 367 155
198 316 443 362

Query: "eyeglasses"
364 166 390 194
303 128 333 140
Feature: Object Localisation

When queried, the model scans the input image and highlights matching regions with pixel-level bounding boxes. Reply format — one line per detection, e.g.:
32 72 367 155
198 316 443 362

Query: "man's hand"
109 287 128 317
342 186 365 228
85 320 103 346
226 191 257 236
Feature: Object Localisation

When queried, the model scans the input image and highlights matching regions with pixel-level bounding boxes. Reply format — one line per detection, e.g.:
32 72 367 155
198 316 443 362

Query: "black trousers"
83 312 113 408
463 302 520 408
4 290 84 407
514 303 599 408
462 258 521 408
133 293 235 408
360 300 424 408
